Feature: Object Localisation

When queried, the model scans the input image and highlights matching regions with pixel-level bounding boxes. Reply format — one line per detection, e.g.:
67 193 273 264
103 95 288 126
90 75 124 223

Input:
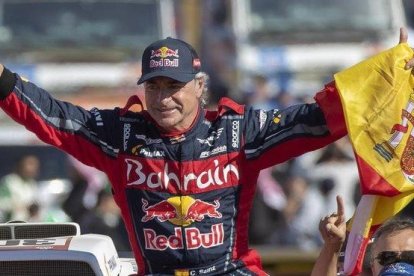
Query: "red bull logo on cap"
149 46 179 69
150 46 179 59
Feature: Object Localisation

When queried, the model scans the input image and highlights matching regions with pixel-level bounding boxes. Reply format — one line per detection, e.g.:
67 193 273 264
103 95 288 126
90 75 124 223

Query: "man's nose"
158 88 172 102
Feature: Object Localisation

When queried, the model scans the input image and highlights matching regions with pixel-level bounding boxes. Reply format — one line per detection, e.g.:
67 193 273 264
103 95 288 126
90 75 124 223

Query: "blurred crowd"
248 138 360 250
0 154 131 252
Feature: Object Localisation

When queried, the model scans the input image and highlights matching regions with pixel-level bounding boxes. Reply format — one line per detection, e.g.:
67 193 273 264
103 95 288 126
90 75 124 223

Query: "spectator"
63 156 107 222
0 155 40 221
309 139 359 218
27 203 42 222
283 175 327 250
79 188 131 252
201 0 234 106
370 217 414 275
243 74 279 111
248 168 286 245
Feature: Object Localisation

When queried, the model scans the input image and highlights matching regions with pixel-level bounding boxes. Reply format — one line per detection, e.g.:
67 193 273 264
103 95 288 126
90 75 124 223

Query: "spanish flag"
333 43 414 275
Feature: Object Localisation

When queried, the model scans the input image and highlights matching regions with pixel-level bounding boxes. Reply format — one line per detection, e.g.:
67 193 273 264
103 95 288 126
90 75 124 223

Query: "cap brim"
137 71 195 85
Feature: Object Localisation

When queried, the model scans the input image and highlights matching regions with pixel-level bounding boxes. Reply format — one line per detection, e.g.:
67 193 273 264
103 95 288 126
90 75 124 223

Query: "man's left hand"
400 27 414 70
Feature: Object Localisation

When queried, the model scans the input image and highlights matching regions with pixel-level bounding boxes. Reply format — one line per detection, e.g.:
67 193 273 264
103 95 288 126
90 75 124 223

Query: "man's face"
144 76 203 133
371 229 414 275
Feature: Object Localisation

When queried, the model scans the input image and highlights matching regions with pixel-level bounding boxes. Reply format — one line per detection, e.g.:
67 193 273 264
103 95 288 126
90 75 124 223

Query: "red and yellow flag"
333 43 414 275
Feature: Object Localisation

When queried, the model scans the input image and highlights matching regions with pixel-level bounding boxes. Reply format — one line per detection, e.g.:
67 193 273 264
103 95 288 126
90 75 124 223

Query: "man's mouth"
158 108 176 115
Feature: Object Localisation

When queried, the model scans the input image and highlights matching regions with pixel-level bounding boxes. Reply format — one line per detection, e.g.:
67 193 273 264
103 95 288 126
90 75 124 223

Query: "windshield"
0 0 162 60
248 0 393 42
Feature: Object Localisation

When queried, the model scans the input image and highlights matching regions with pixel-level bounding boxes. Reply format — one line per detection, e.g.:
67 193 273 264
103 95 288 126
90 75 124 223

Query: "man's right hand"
0 64 3 77
311 195 346 276
319 195 346 251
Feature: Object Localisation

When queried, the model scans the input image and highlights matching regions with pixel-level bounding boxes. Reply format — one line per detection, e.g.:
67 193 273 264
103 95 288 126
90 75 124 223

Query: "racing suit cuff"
0 67 17 100
314 81 347 137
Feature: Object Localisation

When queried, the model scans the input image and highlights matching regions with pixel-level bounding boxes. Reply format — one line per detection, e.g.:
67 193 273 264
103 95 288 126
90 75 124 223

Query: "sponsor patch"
197 128 223 147
170 134 186 144
144 223 224 250
92 108 103 126
141 196 222 226
139 148 165 158
135 135 163 145
123 123 131 151
125 158 239 191
272 109 281 124
200 145 227 158
231 121 240 148
258 110 267 131
149 47 179 69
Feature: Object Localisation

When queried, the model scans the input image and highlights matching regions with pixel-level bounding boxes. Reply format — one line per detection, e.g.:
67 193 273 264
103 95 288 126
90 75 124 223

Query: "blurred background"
0 0 413 275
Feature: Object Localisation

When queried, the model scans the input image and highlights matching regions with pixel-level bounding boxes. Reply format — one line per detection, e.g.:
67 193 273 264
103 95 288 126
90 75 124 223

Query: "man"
0 154 40 221
0 31 411 275
371 218 414 276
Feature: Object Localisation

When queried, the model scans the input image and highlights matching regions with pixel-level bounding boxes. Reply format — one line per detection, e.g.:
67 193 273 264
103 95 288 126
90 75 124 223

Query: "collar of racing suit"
122 93 203 142
158 106 202 138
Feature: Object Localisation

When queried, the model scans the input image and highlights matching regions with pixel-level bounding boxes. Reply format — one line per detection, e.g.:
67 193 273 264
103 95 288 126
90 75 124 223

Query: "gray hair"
195 72 209 108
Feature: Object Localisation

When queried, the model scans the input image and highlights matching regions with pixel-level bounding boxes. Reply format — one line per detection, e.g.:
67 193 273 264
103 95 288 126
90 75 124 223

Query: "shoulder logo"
123 123 131 151
92 108 103 126
231 121 240 148
272 109 281 124
258 110 267 131
197 128 223 147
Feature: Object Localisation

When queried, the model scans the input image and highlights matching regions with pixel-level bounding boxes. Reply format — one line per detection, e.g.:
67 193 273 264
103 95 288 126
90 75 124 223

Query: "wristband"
0 67 17 100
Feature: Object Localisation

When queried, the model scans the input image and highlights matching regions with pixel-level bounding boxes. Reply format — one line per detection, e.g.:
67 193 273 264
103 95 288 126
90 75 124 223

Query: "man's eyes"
146 84 157 90
171 84 184 89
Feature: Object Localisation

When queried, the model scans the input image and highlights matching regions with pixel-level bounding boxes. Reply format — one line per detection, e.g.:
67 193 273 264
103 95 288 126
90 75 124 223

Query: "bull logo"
140 196 222 226
184 199 222 222
150 47 179 59
141 199 177 222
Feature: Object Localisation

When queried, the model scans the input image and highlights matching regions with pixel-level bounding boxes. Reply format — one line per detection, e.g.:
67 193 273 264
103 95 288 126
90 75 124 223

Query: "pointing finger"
336 195 345 224
400 27 408 44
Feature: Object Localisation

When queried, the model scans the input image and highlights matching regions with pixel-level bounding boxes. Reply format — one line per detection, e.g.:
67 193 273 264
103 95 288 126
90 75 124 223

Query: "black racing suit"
0 67 346 275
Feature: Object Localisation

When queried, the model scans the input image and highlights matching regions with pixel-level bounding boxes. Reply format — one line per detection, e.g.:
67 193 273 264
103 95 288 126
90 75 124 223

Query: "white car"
0 222 137 276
